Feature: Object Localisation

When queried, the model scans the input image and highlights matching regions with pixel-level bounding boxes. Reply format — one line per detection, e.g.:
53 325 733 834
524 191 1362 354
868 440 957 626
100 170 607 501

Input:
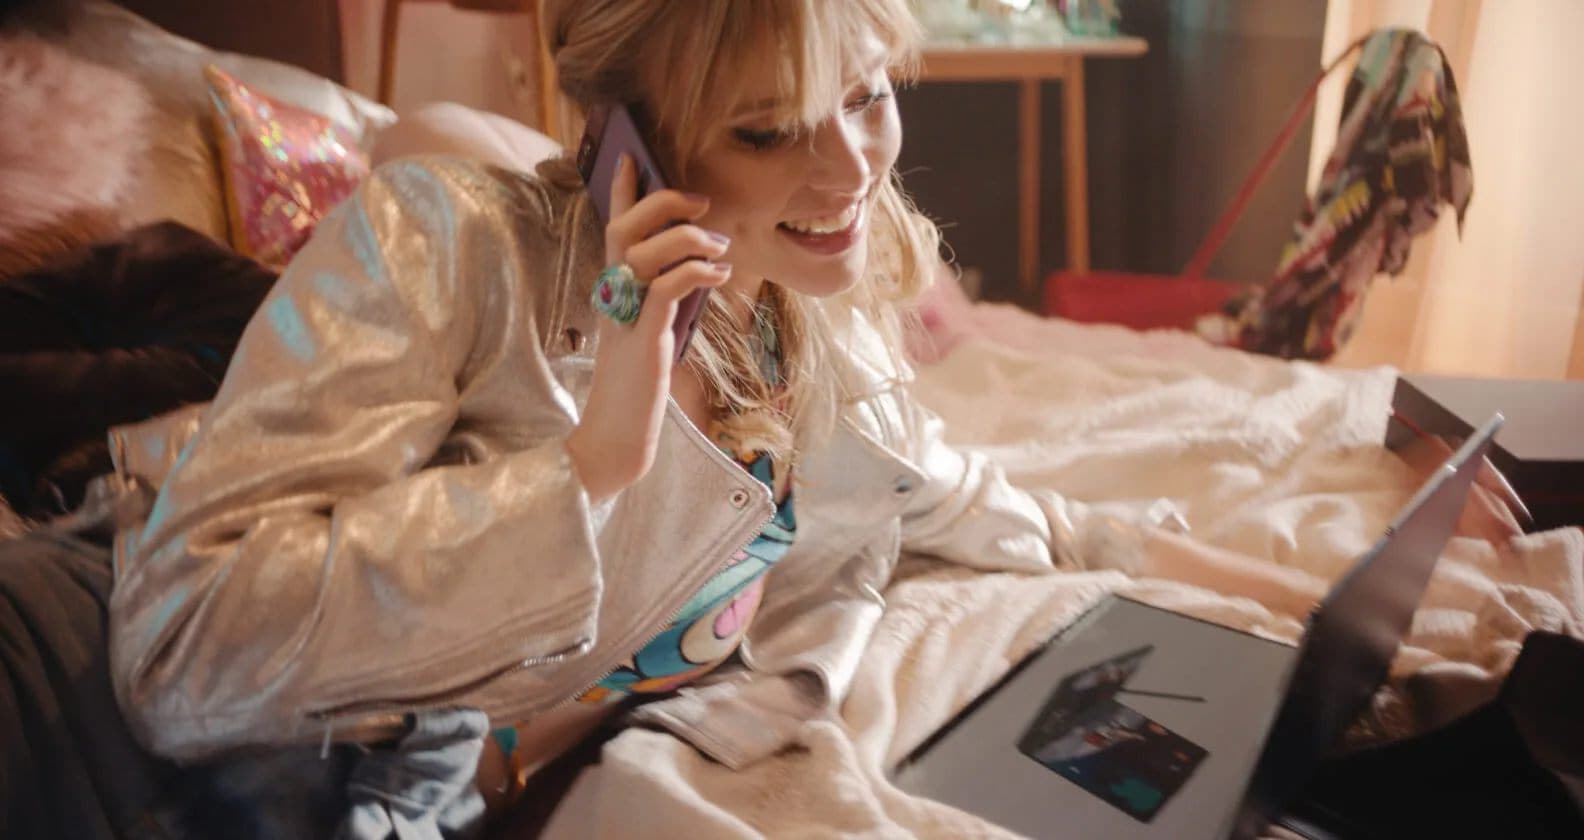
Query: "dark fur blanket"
0 220 276 517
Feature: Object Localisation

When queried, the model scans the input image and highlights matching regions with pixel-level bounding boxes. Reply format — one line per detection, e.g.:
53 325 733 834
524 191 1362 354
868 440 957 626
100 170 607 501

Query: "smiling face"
633 0 918 305
679 37 901 302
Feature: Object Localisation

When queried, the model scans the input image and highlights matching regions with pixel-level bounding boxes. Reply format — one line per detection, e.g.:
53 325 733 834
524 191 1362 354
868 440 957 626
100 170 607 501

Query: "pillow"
0 34 151 279
206 64 370 268
53 1 395 241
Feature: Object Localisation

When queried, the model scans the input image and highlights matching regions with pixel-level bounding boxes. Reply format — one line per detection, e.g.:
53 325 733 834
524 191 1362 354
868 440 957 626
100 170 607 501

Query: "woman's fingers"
577 163 724 501
606 189 710 261
634 259 730 336
1457 484 1524 544
624 224 730 280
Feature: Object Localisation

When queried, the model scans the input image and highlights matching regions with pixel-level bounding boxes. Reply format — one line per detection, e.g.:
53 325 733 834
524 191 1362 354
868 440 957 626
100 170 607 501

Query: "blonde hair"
539 0 939 460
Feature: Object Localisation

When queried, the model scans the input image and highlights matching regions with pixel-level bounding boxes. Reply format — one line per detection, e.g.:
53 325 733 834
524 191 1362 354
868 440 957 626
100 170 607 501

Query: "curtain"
1323 0 1584 379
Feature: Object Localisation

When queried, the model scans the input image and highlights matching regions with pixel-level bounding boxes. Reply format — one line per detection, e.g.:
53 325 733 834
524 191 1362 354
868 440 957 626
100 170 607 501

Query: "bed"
4 3 1580 838
536 299 1584 837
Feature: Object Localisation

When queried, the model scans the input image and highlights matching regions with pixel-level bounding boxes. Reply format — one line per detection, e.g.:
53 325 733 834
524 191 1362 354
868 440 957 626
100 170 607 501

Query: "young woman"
2 0 1324 835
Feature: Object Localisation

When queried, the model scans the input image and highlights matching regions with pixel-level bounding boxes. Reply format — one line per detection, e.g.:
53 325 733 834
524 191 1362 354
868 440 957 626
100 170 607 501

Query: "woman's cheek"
871 103 903 170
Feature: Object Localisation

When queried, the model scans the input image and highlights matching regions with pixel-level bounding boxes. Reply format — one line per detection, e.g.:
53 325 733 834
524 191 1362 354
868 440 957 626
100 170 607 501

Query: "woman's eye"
846 88 892 113
731 87 890 151
733 126 796 151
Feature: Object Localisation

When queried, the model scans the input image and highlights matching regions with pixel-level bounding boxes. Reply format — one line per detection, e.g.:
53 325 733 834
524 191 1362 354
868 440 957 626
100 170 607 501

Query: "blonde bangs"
647 0 924 173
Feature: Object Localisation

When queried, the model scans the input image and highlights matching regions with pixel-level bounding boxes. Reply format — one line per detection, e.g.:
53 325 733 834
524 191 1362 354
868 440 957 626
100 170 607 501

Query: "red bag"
1044 271 1236 332
1045 39 1366 334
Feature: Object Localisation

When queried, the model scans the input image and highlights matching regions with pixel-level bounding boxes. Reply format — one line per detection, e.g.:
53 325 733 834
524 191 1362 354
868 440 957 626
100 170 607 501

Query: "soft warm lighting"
448 0 533 11
377 0 558 140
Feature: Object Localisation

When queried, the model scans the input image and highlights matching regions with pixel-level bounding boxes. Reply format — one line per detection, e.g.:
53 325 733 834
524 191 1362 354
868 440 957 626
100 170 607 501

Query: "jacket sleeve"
892 379 1178 575
627 379 1177 772
109 160 605 761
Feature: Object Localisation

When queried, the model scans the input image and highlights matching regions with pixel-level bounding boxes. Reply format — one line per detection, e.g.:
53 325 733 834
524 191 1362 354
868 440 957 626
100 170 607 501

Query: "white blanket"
543 304 1584 839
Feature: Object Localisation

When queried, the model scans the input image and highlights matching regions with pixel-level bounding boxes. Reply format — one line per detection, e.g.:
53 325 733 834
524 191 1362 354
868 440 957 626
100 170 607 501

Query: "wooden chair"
376 0 561 141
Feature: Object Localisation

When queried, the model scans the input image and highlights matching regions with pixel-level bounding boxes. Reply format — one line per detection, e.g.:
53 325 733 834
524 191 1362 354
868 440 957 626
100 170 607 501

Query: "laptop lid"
1230 414 1504 838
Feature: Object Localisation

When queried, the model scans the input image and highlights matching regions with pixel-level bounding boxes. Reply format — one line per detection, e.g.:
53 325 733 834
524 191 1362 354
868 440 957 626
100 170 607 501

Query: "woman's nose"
807 116 871 195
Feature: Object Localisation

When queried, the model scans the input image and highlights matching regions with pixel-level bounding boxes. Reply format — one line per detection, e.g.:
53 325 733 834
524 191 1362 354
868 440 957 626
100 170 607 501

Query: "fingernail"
683 192 710 204
712 261 733 274
706 230 731 246
616 153 630 172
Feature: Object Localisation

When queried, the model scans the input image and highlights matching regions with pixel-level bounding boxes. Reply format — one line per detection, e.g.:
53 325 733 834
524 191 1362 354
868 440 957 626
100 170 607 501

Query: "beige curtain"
1320 0 1584 380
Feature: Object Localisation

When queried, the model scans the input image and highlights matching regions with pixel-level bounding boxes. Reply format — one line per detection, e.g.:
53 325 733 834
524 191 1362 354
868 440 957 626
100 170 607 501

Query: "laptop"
893 415 1504 839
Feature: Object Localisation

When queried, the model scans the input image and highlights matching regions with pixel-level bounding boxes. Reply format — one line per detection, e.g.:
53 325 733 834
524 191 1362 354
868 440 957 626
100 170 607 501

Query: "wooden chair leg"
377 0 404 105
531 0 561 142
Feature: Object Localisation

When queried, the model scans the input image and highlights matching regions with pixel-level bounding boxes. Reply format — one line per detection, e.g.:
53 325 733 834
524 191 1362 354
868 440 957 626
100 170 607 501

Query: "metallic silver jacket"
106 158 1140 766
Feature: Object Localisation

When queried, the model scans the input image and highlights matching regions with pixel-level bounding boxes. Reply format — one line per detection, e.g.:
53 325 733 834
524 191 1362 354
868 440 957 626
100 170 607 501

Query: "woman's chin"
778 251 867 299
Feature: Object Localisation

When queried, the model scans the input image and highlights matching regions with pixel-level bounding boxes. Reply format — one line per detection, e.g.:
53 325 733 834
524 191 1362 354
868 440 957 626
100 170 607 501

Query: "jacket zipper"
307 638 594 724
532 395 778 715
536 511 775 715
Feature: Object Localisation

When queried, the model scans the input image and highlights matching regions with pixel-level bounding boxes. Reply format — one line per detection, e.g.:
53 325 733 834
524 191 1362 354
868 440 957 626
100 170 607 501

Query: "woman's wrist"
565 430 609 506
565 427 624 506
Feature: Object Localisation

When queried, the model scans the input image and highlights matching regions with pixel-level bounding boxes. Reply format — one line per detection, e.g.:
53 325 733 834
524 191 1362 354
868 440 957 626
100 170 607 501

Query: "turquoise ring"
591 263 645 325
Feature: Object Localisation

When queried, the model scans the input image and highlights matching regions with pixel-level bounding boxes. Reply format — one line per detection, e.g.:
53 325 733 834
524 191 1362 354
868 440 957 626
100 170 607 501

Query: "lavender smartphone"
576 103 709 364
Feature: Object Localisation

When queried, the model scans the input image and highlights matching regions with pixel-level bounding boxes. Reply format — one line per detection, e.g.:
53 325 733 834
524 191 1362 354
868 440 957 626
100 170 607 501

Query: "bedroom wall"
115 0 345 82
898 0 1327 306
338 0 1325 310
335 0 1582 379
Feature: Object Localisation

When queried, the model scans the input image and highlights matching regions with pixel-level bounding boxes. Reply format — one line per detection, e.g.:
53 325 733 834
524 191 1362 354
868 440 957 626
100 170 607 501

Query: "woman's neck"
720 273 765 331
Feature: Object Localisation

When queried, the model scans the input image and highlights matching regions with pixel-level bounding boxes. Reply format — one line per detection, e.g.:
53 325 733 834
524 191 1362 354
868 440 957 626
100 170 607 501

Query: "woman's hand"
1396 433 1527 545
566 154 731 504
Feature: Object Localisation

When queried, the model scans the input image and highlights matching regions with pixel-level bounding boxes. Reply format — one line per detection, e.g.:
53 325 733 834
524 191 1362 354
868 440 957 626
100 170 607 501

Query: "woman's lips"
777 202 867 256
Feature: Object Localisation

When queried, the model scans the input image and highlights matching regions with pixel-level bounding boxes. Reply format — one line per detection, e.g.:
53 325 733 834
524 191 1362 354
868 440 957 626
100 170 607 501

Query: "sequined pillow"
205 64 369 268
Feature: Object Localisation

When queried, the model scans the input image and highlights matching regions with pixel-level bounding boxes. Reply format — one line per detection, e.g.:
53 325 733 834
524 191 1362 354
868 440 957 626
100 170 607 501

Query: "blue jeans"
0 528 488 840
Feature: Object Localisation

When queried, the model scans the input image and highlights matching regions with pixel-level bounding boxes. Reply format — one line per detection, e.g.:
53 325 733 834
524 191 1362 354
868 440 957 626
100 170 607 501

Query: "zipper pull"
319 719 335 760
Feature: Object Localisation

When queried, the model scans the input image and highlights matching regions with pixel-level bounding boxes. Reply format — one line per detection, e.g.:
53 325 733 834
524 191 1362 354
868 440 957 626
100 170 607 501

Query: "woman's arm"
887 379 1169 572
110 160 606 761
889 385 1060 573
891 384 1324 616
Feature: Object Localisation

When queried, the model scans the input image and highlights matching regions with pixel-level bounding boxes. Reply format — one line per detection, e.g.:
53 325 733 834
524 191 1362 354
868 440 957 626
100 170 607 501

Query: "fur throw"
0 33 148 279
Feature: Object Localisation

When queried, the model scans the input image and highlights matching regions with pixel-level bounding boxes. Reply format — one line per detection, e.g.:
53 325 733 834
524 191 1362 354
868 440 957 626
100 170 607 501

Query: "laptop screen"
1231 415 1503 838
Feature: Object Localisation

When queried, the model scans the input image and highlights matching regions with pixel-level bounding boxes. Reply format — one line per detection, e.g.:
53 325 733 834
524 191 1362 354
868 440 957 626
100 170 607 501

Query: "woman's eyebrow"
727 56 892 121
730 97 783 120
847 54 892 87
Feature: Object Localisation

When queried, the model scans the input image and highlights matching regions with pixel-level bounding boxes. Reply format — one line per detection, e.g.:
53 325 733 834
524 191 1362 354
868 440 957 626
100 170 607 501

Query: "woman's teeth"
780 204 858 235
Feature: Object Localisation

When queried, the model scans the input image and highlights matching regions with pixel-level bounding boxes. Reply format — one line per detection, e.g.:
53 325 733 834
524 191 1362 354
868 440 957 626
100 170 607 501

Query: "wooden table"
921 37 1148 298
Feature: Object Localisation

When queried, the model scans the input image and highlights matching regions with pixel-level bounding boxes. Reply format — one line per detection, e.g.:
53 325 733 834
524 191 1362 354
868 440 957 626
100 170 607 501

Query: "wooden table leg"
1061 55 1091 274
1017 77 1042 301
